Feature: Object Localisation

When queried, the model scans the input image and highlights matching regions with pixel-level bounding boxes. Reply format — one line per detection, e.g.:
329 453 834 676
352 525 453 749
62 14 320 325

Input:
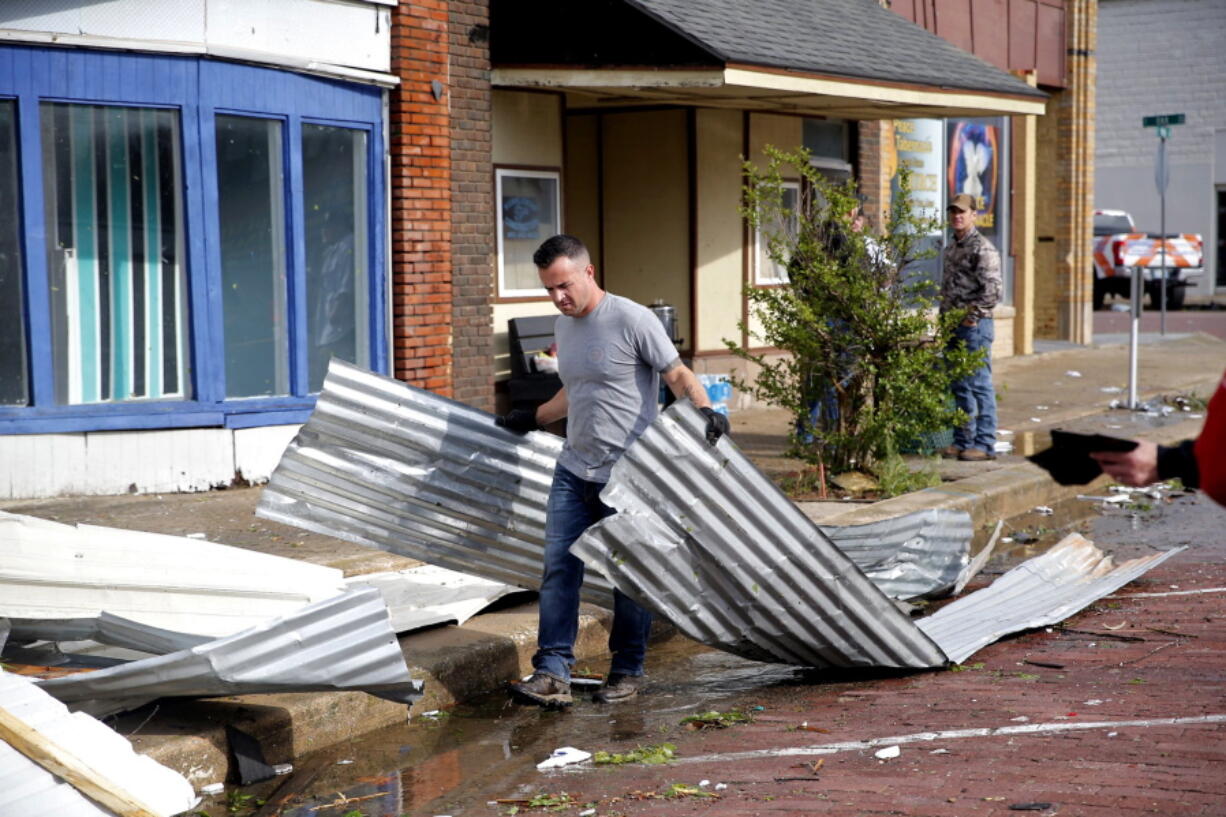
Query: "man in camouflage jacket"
940 193 1002 462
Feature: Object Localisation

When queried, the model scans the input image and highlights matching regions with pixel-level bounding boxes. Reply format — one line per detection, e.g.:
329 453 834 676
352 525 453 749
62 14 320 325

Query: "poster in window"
503 193 541 240
946 122 998 229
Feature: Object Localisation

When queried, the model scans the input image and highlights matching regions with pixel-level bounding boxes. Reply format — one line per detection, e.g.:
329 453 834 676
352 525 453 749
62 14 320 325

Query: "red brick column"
390 1 453 394
448 1 495 411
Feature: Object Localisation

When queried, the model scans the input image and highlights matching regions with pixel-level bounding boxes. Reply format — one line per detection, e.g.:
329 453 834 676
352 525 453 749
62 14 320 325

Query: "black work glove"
699 407 730 446
496 408 539 434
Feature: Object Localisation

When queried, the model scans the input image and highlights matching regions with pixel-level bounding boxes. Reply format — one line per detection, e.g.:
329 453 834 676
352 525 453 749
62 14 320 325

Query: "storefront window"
0 100 27 406
40 103 189 404
946 117 1011 303
216 115 289 398
496 168 560 297
303 124 369 393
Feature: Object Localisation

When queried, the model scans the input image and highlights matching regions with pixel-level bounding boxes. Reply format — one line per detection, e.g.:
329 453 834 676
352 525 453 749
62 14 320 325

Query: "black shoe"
508 673 572 709
592 673 643 704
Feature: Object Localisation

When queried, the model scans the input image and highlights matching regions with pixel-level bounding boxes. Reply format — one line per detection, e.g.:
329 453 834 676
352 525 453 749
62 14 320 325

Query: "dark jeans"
949 317 997 453
533 465 653 682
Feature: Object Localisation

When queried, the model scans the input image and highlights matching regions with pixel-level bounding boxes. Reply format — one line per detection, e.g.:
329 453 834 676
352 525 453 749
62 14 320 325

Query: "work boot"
592 673 644 704
939 445 962 459
958 448 996 462
507 673 572 709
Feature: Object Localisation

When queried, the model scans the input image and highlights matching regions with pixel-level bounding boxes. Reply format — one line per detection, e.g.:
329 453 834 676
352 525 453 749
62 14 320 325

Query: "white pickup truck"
1091 209 1203 310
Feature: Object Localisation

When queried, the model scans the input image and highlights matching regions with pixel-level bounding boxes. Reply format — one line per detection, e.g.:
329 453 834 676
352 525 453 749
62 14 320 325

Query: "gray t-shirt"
555 293 680 482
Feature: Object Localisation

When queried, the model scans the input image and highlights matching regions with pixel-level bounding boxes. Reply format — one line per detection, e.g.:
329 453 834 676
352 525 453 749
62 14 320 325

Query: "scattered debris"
1023 660 1065 670
1009 803 1054 812
34 587 423 717
267 366 1182 674
226 724 276 786
1034 506 1054 515
680 710 753 729
874 745 901 760
0 511 346 638
200 782 225 796
714 782 728 790
536 747 592 770
0 671 200 817
952 520 1003 595
1065 371 1082 378
592 743 676 765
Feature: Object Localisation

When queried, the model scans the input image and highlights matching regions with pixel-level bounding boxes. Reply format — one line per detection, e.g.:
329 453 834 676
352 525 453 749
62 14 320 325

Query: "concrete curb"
134 413 1209 786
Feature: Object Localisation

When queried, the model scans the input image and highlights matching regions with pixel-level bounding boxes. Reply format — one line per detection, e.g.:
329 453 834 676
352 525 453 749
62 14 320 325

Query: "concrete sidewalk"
2 331 1222 788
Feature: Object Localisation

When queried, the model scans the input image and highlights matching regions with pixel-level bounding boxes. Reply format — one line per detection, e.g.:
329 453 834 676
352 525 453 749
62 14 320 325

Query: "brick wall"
1033 0 1095 342
390 2 454 394
1096 0 1225 168
857 120 891 233
448 1 495 410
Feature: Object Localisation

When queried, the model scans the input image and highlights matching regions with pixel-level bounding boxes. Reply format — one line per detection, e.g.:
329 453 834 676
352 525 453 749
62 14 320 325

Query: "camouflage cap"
947 193 976 213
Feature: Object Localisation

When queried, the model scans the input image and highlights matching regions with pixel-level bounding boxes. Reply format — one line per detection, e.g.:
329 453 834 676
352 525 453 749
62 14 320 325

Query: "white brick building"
1094 0 1226 295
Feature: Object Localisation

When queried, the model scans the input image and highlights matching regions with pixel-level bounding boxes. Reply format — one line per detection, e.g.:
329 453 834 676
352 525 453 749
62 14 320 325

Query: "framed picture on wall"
496 167 561 298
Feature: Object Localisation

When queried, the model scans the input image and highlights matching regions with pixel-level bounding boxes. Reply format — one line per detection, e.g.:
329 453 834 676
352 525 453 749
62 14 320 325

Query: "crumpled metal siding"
0 671 198 817
917 533 1185 664
5 612 210 656
36 587 423 718
572 403 948 669
257 359 617 608
820 509 972 600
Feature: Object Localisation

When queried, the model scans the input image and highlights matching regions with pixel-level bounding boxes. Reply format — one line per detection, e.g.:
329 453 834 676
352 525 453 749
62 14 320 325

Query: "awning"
492 66 1045 119
491 0 1047 119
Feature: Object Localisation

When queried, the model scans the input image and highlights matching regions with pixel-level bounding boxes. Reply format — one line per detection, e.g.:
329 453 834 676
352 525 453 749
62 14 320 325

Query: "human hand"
961 317 978 328
1089 440 1159 486
497 408 539 434
699 407 730 446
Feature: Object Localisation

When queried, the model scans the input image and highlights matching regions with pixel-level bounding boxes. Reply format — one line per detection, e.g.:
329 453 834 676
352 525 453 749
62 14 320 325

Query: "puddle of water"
191 638 796 817
192 488 1167 816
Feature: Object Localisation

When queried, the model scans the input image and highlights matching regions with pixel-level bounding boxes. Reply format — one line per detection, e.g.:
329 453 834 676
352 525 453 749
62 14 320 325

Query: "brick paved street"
519 493 1226 817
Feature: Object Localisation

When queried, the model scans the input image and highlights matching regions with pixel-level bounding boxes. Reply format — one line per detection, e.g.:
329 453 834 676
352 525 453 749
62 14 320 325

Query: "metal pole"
1128 266 1140 409
1159 133 1167 335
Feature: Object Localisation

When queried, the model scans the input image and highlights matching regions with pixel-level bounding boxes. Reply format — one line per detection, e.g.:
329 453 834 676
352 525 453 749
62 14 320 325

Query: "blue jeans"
533 465 653 682
949 317 997 453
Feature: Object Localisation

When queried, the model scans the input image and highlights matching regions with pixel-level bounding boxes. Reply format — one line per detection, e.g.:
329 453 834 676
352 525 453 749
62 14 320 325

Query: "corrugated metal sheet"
917 533 1185 664
575 402 1181 669
37 587 423 718
257 359 618 608
820 509 972 600
572 404 947 669
5 613 209 656
0 511 346 637
0 671 198 817
263 363 1178 671
346 565 524 634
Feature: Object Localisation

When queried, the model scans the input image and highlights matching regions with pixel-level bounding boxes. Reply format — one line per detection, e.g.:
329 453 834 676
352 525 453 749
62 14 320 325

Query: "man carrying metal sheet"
498 234 729 707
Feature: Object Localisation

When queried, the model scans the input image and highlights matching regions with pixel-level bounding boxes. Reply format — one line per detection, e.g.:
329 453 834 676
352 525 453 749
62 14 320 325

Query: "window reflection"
303 124 368 392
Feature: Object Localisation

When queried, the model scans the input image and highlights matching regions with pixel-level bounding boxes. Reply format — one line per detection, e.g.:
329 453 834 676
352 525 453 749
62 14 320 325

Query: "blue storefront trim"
0 44 386 435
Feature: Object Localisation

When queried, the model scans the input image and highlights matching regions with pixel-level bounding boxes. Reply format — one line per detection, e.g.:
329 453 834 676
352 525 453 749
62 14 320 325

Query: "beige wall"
748 113 804 169
563 113 601 266
492 90 562 166
694 108 745 353
601 109 691 344
745 114 805 346
491 90 565 379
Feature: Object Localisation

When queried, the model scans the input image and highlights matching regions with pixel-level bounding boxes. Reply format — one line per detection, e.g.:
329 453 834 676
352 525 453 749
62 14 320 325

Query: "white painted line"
672 714 1226 765
1110 587 1226 599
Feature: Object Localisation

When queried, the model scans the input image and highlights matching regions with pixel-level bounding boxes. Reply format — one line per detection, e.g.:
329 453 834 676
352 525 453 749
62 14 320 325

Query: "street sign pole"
1131 113 1183 408
1128 265 1140 409
1159 131 1167 335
